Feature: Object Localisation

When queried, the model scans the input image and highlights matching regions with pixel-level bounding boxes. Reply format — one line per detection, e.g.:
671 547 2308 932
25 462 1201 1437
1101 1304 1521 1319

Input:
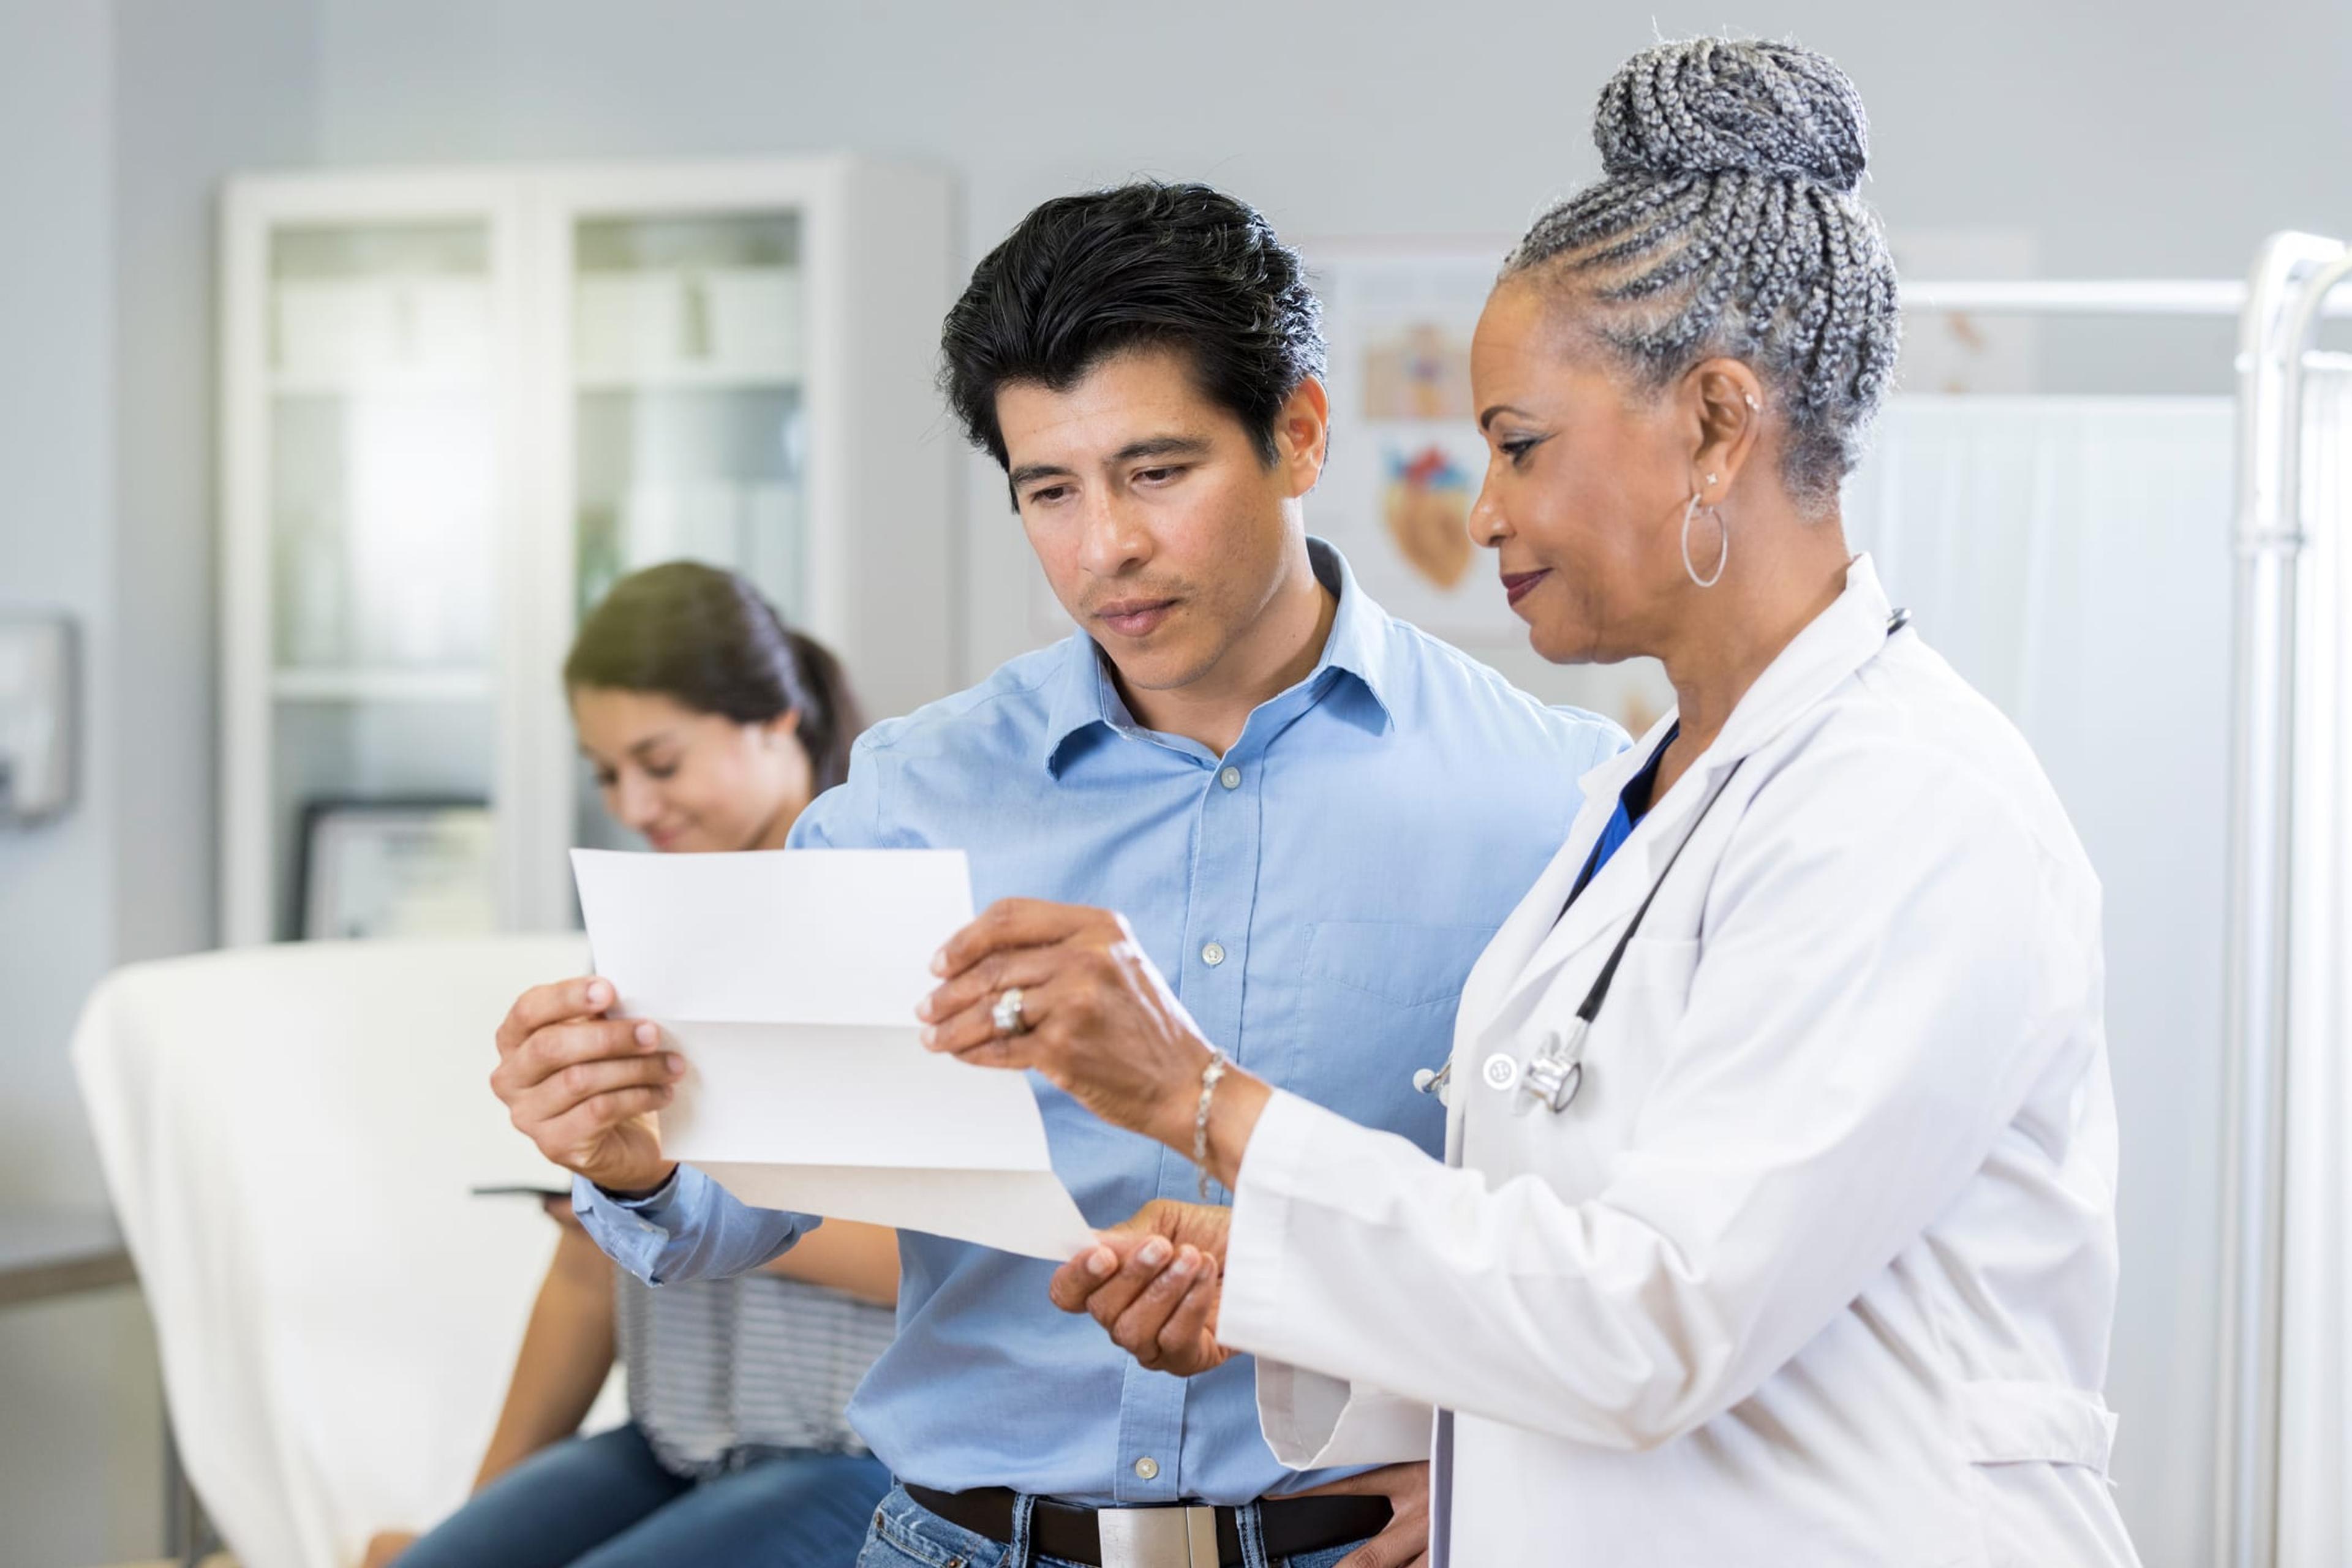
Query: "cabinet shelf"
574 365 801 394
271 668 493 703
270 370 489 399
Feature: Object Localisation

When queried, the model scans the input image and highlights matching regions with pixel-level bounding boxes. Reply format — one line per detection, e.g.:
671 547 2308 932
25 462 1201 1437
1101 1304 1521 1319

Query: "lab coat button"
1482 1052 1520 1091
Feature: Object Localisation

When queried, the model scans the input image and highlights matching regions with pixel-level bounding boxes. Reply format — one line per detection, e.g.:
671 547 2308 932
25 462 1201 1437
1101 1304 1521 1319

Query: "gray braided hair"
1506 38 1901 513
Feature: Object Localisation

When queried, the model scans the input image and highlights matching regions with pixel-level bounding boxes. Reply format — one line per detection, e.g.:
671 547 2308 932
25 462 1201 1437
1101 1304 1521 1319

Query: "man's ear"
1275 376 1331 498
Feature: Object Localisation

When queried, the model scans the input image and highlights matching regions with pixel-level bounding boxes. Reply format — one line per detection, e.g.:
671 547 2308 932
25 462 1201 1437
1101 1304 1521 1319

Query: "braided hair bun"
1506 37 1900 513
1595 39 1870 195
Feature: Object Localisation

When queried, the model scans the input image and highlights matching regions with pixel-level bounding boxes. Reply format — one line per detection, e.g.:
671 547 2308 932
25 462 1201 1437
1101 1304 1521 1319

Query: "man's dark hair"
939 181 1326 483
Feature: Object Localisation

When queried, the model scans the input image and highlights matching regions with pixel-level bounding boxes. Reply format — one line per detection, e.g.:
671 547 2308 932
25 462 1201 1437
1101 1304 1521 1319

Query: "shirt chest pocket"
1286 921 1498 1139
1301 919 1500 1008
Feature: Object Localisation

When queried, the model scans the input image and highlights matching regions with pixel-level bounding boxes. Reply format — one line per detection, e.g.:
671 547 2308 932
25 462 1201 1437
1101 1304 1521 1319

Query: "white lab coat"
1219 557 2141 1567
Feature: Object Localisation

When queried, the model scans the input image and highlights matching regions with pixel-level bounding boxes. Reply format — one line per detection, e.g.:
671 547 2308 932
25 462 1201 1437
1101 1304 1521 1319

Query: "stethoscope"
1415 607 1909 1118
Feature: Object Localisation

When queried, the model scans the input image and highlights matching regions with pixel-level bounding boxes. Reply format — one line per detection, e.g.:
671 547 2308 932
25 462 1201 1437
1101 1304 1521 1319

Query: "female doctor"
914 37 2141 1568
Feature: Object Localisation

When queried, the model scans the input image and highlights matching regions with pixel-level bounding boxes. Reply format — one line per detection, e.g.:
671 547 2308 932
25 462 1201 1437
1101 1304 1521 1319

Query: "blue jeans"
397 1422 892 1568
856 1485 1369 1568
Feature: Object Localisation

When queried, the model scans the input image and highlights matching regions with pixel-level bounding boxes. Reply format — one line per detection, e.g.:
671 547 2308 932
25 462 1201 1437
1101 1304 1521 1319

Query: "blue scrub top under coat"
576 540 1627 1506
1566 722 1679 907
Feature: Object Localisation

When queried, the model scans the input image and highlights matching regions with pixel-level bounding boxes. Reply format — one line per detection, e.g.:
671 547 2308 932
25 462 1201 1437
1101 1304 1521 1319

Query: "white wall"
110 0 319 971
0 0 117 1203
0 0 317 1212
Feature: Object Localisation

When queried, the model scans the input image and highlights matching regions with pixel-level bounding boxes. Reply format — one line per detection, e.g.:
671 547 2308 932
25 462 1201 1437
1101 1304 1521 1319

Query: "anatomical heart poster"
1306 246 1523 639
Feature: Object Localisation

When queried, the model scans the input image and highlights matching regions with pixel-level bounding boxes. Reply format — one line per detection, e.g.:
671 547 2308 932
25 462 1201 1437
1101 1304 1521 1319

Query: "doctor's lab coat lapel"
1450 727 1658 1044
1460 556 1901 1039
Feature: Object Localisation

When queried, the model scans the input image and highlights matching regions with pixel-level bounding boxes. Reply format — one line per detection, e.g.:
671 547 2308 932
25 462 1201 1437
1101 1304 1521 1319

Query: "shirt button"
1218 766 1242 790
1200 941 1226 967
1134 1455 1161 1480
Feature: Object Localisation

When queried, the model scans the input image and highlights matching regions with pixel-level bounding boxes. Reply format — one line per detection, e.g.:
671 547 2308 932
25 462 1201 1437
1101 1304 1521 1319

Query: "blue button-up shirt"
577 539 1625 1504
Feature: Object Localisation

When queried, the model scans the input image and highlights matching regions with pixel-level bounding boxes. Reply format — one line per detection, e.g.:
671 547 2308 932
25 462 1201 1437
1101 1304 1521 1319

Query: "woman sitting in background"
364 562 899 1568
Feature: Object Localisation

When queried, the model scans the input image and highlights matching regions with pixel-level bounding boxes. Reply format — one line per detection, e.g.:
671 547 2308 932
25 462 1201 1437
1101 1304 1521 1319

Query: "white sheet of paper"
571 848 1096 1261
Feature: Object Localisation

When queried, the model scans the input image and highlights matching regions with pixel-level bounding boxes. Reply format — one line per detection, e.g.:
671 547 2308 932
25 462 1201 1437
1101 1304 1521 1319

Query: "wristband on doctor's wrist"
1192 1047 1230 1201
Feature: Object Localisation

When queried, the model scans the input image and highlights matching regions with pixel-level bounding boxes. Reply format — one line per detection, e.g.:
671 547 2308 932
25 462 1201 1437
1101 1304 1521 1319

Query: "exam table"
72 936 604 1568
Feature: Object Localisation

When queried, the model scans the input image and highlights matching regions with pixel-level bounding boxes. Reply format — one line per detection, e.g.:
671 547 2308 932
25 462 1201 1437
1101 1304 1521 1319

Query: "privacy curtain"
1844 395 2237 1567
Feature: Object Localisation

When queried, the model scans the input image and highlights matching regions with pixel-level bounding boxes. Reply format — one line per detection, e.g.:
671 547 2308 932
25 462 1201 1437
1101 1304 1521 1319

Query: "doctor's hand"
919 900 1267 1163
1050 1199 1234 1378
489 976 683 1199
1279 1462 1431 1568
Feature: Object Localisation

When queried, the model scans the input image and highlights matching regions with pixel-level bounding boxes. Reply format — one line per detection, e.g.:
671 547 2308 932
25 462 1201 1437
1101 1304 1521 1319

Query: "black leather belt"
904 1483 1392 1567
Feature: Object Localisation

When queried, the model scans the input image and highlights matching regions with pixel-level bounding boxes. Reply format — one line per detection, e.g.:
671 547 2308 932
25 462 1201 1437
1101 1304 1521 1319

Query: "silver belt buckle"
1096 1503 1221 1568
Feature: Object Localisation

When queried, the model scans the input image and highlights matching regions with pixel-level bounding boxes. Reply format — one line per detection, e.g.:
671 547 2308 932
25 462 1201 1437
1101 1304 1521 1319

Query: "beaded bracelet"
1193 1047 1230 1202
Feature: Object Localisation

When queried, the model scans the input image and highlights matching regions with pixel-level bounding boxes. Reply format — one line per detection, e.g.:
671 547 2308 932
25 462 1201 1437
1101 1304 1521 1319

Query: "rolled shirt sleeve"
573 1164 815 1286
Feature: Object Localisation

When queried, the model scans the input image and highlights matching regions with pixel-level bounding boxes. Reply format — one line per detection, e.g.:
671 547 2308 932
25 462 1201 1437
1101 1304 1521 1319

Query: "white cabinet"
220 157 956 944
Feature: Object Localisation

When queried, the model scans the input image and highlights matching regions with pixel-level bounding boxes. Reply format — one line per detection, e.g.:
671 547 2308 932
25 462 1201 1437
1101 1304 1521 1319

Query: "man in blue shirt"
490 182 1624 1568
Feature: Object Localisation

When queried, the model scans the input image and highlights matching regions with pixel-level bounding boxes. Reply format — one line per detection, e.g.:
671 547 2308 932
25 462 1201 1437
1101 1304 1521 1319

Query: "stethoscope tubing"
1494 606 1913 1117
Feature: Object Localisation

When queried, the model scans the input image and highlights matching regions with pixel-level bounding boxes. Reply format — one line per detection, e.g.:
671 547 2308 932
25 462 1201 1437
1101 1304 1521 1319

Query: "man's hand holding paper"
556 846 1097 1262
490 974 684 1198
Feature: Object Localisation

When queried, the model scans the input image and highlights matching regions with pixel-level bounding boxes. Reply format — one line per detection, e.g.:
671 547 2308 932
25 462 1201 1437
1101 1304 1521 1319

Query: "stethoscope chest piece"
1513 1019 1589 1115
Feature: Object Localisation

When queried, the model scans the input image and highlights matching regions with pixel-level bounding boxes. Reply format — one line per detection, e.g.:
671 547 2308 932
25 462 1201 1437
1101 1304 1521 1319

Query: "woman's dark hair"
563 562 864 792
939 181 1326 491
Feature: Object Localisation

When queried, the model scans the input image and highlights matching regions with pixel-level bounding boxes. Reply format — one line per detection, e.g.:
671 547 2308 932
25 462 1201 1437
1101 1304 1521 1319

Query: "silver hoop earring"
1681 491 1728 588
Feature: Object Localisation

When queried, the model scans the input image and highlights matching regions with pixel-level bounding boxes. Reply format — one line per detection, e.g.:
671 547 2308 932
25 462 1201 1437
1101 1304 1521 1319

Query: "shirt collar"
1039 537 1396 775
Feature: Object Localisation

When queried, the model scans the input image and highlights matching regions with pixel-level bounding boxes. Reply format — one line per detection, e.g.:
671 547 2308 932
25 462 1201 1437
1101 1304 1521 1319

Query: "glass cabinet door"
263 218 500 939
566 209 808 853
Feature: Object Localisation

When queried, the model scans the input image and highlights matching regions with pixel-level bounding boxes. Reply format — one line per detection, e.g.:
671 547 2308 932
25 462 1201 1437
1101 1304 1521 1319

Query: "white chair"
72 936 608 1568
